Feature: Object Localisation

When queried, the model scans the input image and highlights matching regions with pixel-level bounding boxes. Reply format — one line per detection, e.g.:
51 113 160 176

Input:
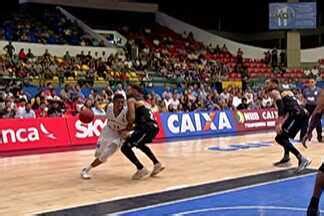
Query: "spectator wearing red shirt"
18 48 27 62
35 102 48 118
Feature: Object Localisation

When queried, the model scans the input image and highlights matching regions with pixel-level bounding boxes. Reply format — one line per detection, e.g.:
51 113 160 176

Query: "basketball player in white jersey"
81 94 129 179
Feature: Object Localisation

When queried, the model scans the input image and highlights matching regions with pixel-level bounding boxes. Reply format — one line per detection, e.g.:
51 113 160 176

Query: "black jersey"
135 104 156 125
281 95 305 117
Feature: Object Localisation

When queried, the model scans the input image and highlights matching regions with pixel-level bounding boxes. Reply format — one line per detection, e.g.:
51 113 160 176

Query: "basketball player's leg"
121 130 150 179
316 122 322 142
81 129 119 179
121 125 164 179
307 163 324 216
274 117 293 166
275 116 311 172
135 125 165 176
273 143 290 166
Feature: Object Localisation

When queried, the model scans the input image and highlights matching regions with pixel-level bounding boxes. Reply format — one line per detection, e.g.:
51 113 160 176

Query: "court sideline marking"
34 166 299 215
112 172 316 215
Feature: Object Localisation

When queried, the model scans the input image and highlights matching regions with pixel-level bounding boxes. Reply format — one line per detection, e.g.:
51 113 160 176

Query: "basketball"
79 108 94 123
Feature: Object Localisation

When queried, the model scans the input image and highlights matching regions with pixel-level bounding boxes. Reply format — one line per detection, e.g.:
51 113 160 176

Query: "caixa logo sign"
161 111 235 137
75 119 107 138
0 123 56 144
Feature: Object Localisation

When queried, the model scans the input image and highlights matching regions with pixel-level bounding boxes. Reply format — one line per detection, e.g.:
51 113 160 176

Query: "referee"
301 79 322 142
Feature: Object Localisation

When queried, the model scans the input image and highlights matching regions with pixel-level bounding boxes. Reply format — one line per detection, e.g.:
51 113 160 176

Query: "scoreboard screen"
269 2 316 30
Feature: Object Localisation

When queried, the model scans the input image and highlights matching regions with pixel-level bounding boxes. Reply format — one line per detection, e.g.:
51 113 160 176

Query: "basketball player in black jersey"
121 85 165 180
265 79 311 172
303 89 324 216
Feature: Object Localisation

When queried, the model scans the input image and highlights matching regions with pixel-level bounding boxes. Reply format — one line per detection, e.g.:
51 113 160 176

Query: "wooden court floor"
1 132 324 215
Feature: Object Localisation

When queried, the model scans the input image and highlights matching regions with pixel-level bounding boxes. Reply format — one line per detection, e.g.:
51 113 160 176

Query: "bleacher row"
0 3 322 87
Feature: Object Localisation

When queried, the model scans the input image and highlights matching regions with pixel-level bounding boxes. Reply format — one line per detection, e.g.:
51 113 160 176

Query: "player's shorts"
95 126 129 162
124 122 159 148
282 113 308 138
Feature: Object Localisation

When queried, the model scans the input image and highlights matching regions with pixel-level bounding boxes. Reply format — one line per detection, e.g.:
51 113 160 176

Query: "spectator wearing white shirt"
220 89 230 101
311 66 319 76
115 84 126 99
232 95 242 108
244 91 254 106
92 101 106 116
262 93 273 108
169 93 180 112
162 87 172 99
163 94 172 112
16 102 36 119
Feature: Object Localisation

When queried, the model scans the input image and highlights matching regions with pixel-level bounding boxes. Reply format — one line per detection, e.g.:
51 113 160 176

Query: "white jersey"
106 103 128 131
95 104 129 162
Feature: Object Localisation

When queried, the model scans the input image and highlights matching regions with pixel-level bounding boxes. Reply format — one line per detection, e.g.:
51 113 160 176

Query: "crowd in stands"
0 77 309 119
0 42 141 84
263 48 287 71
122 26 323 82
0 18 321 119
124 26 232 82
1 7 104 46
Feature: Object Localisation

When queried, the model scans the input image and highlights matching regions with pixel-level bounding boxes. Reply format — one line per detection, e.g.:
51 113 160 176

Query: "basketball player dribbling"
120 84 165 180
80 94 130 179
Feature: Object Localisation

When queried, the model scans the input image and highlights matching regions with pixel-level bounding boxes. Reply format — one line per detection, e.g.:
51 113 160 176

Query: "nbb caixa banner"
160 110 236 138
0 109 278 152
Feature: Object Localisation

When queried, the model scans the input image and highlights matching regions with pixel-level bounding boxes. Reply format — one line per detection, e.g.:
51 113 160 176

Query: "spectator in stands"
92 100 106 116
26 48 35 60
149 94 160 113
15 101 36 118
237 97 249 110
282 80 291 90
264 51 271 65
63 51 71 61
1 99 16 118
3 42 15 58
261 92 273 108
18 48 26 62
168 93 180 112
280 50 286 67
311 66 320 78
163 93 172 112
115 83 126 99
271 47 278 68
47 97 64 117
222 44 229 54
237 48 243 64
